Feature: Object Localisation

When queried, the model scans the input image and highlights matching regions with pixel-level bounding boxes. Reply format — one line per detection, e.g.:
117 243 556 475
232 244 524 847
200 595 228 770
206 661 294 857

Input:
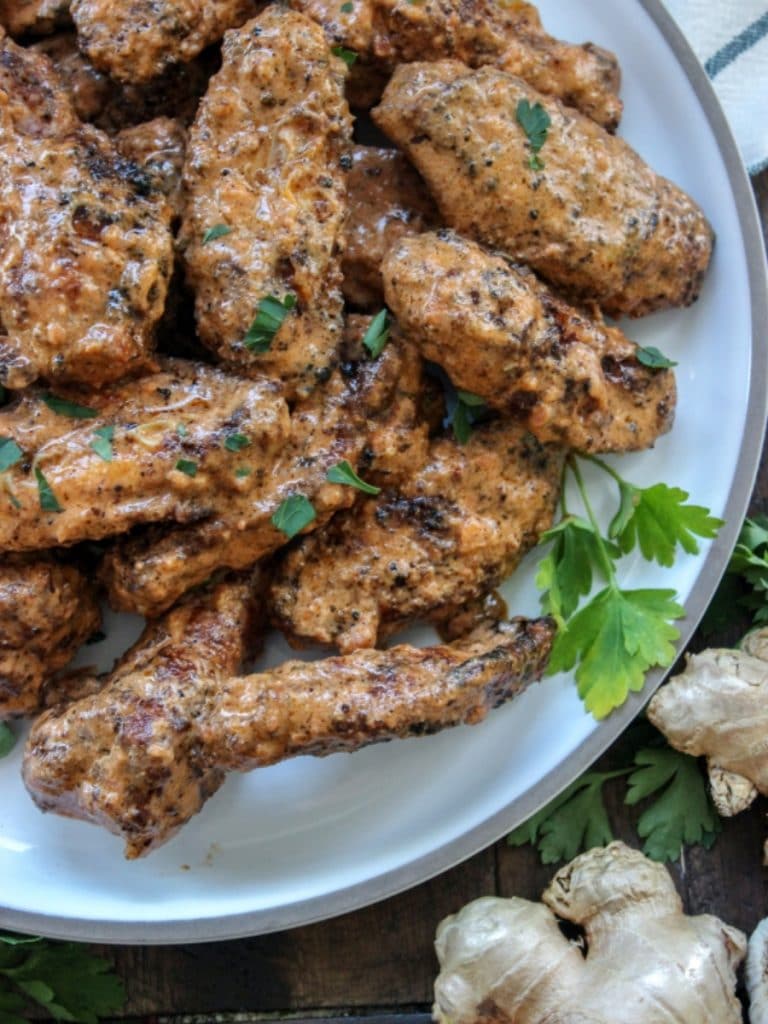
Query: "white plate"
1 0 766 943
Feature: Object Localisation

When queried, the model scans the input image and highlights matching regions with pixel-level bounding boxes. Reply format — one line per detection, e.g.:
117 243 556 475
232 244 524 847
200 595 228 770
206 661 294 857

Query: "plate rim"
3 0 767 944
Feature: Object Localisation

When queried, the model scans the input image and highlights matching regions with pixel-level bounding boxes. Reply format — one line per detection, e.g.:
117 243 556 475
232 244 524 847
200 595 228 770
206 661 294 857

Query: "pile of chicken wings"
0 0 712 857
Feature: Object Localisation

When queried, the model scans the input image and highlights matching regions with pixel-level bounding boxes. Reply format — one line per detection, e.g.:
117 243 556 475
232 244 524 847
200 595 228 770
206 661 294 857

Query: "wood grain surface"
89 169 768 1022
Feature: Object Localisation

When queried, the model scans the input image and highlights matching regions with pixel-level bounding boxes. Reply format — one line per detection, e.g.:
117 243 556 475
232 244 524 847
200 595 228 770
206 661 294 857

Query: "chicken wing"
270 420 563 652
0 554 100 719
292 0 622 129
374 63 714 319
100 338 410 617
0 31 174 390
344 146 439 309
24 613 553 857
24 574 258 858
0 0 70 38
181 8 352 398
70 0 260 83
31 32 213 132
0 358 289 551
383 231 676 453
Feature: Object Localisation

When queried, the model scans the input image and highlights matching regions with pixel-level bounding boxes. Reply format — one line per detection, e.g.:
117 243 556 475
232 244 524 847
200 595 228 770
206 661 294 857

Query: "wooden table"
99 172 768 1021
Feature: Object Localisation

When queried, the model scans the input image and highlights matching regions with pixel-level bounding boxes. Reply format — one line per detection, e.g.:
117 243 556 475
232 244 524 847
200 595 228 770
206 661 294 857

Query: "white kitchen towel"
664 0 768 173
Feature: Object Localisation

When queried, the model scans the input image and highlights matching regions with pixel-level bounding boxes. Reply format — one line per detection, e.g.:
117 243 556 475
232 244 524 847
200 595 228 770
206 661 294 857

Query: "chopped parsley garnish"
516 98 551 171
0 722 15 759
0 437 22 473
332 45 358 66
175 459 198 477
42 394 98 419
271 494 316 539
536 454 722 718
340 1 353 10
201 223 232 245
326 460 381 495
224 433 250 453
244 294 297 353
451 389 486 445
636 345 678 370
177 423 188 437
35 467 62 513
235 466 252 478
90 426 114 463
362 308 390 358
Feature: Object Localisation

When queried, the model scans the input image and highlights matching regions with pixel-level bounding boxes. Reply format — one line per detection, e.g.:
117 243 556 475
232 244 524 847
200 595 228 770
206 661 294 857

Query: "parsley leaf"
34 467 62 513
90 426 114 463
42 394 97 419
703 515 768 631
636 345 678 370
451 390 486 445
271 494 316 539
535 515 617 623
235 466 252 479
244 294 297 353
507 768 628 864
340 1 353 10
609 479 723 567
175 459 197 478
516 98 551 170
201 223 231 245
326 460 381 495
332 45 358 65
0 438 22 473
0 723 15 759
362 309 390 358
0 933 125 1024
549 587 683 718
626 747 721 861
224 433 250 453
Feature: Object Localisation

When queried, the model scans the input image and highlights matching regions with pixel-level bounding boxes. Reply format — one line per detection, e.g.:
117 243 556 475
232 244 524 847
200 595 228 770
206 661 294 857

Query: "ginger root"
647 626 768 824
433 842 746 1024
748 918 768 1024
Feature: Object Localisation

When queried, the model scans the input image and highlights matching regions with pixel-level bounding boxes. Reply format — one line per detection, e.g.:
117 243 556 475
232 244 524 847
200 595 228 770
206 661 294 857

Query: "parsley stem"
568 454 617 585
583 453 626 487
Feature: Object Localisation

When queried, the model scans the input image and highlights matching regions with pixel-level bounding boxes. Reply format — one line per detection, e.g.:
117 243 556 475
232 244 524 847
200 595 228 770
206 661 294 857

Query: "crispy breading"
374 62 713 318
0 30 174 390
383 231 676 453
270 420 563 652
292 0 622 128
24 612 553 857
181 8 352 398
0 554 100 719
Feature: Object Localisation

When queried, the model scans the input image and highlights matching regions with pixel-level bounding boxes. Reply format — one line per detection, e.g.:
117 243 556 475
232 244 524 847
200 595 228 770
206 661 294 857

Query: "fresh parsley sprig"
508 735 720 864
537 454 722 718
0 932 125 1024
702 514 768 632
0 723 15 759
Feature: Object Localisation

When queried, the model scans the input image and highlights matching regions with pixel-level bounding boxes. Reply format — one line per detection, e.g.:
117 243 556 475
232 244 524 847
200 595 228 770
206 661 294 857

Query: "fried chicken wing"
100 339 410 616
0 31 174 390
292 0 622 129
0 554 100 719
0 358 289 551
24 574 257 858
32 32 213 132
115 117 187 219
181 8 352 398
270 421 563 652
70 0 260 83
24 613 553 857
344 146 439 309
374 63 714 319
383 231 676 453
0 0 70 38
